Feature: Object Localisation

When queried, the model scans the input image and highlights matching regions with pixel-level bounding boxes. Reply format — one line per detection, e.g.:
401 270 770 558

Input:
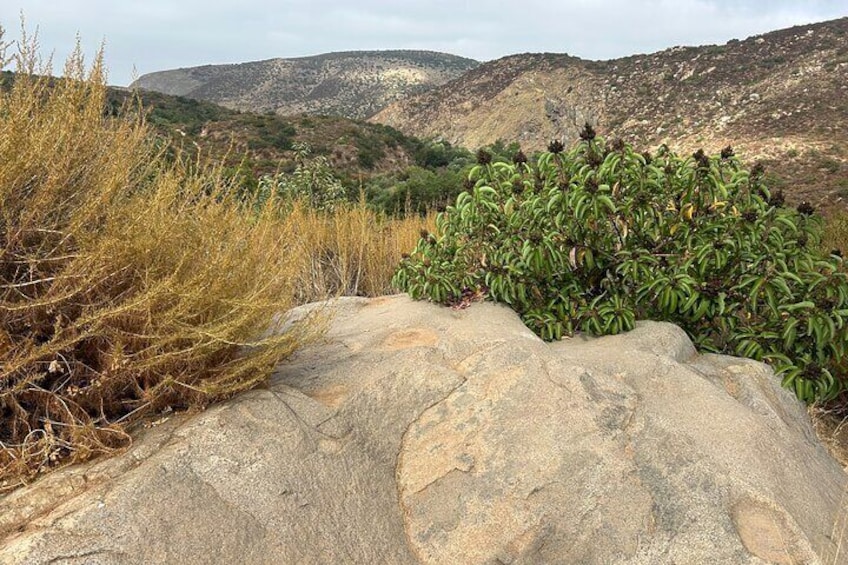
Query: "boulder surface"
1 295 846 564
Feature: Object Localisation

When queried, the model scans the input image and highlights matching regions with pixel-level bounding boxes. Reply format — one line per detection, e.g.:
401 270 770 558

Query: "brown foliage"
0 29 319 490
285 198 435 303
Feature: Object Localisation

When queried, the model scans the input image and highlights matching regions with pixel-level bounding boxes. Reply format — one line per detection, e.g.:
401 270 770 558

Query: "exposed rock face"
1 295 846 564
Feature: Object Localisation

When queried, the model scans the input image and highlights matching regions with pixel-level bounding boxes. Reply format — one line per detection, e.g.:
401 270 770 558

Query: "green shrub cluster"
255 143 347 210
366 166 466 216
352 129 387 169
394 128 848 404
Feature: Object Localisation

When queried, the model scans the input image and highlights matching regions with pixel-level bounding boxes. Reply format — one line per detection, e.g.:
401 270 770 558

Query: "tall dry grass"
0 25 432 491
823 212 848 260
286 198 435 303
0 31 306 490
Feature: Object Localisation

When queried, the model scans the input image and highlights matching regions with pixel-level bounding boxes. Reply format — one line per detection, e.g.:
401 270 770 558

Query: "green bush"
353 131 386 169
413 139 473 170
369 166 465 216
394 128 848 404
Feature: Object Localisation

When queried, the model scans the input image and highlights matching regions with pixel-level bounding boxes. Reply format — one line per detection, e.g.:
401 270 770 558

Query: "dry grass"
0 25 435 492
809 406 848 562
285 197 435 303
819 210 848 414
823 212 848 259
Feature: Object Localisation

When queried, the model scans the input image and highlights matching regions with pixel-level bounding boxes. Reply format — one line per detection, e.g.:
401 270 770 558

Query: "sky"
1 1 846 87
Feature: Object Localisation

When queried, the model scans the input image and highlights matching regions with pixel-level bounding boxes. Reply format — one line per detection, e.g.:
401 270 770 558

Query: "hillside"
106 87 440 179
99 87 475 214
372 18 848 209
130 50 479 119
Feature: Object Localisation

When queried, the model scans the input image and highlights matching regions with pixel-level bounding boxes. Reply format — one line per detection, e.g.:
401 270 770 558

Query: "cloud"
1 0 845 85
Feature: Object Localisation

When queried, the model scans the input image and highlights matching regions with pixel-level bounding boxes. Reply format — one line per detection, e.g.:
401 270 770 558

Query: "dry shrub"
285 198 436 303
820 212 848 414
0 29 318 490
823 211 848 260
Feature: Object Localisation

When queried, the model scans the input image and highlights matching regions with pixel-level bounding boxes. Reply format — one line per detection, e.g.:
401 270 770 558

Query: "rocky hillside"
372 18 848 209
131 50 479 120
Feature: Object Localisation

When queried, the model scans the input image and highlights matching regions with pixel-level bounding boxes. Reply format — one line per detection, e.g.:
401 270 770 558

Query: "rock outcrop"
1 295 846 564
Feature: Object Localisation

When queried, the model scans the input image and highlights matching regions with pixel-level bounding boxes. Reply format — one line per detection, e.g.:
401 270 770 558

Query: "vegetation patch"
395 126 848 406
0 42 326 489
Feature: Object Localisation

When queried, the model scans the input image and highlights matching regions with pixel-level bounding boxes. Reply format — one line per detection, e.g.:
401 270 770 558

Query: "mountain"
371 18 848 209
130 50 480 120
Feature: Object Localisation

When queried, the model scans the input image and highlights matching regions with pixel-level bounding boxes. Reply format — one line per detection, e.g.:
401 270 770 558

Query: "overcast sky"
1 1 846 86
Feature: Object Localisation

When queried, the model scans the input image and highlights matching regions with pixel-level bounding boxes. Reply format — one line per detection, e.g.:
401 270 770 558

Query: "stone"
1 295 846 564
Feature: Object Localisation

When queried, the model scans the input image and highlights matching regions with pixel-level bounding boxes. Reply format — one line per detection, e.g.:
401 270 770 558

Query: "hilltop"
130 50 479 120
372 18 848 209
